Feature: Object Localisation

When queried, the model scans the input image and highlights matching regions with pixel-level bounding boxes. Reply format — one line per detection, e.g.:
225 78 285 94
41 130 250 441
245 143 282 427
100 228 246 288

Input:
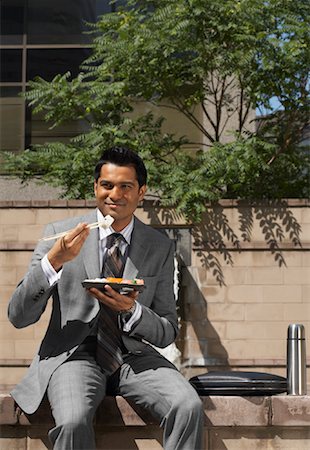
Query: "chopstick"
40 215 114 242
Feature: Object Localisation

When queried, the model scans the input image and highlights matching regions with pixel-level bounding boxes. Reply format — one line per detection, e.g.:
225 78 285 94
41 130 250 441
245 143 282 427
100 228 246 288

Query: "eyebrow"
99 179 136 186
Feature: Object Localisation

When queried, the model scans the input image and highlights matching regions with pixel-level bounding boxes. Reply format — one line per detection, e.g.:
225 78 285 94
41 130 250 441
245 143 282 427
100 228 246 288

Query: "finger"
129 290 139 300
66 222 89 242
103 284 121 299
64 224 90 250
88 287 118 308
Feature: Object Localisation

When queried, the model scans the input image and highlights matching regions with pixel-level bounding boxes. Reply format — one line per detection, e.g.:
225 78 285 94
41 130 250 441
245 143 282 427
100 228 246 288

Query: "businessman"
8 146 204 450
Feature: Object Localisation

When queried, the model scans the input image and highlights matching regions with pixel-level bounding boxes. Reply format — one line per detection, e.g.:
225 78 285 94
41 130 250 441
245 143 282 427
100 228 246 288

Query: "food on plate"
100 277 144 285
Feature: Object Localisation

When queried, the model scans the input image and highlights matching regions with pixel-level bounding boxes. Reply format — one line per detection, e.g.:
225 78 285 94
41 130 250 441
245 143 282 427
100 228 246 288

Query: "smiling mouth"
105 202 125 207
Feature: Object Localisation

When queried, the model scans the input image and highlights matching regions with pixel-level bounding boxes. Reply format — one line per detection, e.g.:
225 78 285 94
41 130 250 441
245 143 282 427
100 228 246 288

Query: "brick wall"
0 199 309 385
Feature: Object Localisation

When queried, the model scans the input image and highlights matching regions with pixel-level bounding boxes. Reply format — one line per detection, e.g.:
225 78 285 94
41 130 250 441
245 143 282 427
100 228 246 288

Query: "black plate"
82 280 145 293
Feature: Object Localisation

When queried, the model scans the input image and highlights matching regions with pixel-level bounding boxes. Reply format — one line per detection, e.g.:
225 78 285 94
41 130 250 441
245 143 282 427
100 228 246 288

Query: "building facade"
0 1 125 157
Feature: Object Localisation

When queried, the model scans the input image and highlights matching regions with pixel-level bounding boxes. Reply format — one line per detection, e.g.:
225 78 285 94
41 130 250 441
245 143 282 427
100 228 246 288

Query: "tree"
4 0 309 222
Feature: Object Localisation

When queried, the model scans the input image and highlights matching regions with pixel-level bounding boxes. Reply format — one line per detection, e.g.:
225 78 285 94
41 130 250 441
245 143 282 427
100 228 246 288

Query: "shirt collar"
96 209 134 244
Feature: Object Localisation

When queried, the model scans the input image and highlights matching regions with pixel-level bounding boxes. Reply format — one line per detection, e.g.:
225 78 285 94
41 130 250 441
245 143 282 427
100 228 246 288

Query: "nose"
109 185 123 201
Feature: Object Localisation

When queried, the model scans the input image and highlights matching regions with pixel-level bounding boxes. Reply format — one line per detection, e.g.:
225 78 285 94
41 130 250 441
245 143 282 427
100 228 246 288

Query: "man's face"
94 163 146 231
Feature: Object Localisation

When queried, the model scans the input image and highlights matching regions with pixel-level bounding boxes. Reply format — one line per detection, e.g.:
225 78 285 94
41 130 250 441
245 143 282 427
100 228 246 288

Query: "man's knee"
171 389 203 418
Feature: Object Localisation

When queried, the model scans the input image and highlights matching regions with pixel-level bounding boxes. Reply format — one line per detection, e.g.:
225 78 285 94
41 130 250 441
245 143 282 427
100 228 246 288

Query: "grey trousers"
47 356 204 450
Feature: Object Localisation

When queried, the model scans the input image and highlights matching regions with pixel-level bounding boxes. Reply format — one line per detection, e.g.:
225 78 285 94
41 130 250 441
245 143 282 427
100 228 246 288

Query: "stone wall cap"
1 389 309 428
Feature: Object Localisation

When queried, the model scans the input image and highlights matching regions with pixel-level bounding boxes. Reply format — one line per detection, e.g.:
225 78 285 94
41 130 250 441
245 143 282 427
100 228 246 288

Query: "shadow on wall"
192 199 302 286
178 263 229 370
145 199 302 370
146 198 302 286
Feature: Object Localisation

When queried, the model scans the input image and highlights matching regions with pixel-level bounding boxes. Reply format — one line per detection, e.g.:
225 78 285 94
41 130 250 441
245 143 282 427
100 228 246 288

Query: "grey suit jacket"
8 211 178 414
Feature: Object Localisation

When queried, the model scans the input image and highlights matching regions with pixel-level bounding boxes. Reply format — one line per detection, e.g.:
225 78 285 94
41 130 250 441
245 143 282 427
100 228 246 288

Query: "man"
8 146 203 450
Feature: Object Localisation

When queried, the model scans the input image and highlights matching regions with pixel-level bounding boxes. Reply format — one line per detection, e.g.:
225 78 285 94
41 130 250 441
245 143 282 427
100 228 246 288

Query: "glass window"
0 87 23 97
27 0 97 44
0 50 23 82
0 0 25 44
96 0 114 15
0 97 25 151
26 109 89 147
27 48 91 81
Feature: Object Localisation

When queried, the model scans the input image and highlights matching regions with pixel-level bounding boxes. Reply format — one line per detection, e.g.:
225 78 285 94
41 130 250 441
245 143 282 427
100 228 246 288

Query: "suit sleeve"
126 240 179 348
8 223 58 329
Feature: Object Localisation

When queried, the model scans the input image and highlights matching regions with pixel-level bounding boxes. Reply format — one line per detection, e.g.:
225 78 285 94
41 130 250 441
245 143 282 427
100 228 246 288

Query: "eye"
100 181 114 190
121 184 133 192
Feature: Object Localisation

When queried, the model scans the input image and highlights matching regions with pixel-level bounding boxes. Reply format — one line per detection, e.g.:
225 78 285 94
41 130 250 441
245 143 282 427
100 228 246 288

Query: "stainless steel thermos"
287 324 307 395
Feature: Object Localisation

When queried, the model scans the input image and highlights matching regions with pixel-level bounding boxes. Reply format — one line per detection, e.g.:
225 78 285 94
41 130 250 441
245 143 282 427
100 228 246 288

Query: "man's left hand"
88 285 139 312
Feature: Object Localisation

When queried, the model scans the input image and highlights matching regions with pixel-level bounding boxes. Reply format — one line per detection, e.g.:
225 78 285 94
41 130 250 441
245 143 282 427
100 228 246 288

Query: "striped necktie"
96 233 126 374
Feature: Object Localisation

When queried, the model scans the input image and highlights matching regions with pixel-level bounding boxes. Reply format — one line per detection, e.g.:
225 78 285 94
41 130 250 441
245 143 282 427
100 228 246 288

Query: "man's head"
94 146 147 231
94 146 147 188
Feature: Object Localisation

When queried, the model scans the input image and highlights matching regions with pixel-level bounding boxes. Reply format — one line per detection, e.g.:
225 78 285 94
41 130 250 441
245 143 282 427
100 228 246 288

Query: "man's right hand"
47 222 90 272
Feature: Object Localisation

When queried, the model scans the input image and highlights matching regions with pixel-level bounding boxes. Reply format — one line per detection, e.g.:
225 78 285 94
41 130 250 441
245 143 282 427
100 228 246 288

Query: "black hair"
94 146 147 187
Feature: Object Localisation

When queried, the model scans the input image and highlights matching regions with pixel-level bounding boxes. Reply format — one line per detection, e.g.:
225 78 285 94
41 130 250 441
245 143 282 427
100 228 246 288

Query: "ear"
94 180 98 197
138 185 147 201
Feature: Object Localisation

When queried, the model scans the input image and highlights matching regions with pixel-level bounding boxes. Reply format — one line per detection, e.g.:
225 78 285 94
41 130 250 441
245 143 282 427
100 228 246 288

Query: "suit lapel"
82 210 101 279
123 217 147 279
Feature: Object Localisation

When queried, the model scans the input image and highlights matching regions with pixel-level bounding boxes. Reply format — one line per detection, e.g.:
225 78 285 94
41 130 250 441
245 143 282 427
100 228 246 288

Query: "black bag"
189 371 287 396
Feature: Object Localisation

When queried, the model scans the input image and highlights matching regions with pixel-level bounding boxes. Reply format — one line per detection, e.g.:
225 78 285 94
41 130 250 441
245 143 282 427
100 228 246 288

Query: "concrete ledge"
1 392 310 450
1 392 310 428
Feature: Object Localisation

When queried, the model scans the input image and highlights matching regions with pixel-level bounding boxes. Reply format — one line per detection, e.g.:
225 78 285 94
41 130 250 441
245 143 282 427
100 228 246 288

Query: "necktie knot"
106 233 124 249
102 233 126 278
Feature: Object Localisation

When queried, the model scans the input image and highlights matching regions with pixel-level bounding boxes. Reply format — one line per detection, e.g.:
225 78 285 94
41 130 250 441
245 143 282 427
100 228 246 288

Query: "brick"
0 225 19 242
300 224 310 240
183 303 208 321
0 287 15 304
272 395 310 426
302 284 310 303
223 339 286 360
301 207 310 223
283 303 310 321
283 268 310 285
245 303 284 321
33 322 50 340
219 267 248 285
30 200 50 208
0 252 31 267
302 252 310 266
201 286 226 303
182 338 228 365
183 321 226 340
0 322 34 341
0 305 8 321
0 367 27 386
206 303 245 321
0 341 15 359
17 225 44 243
246 267 284 285
227 285 262 303
226 321 287 340
14 340 39 360
0 268 17 286
0 210 36 225
35 209 70 224
262 285 302 303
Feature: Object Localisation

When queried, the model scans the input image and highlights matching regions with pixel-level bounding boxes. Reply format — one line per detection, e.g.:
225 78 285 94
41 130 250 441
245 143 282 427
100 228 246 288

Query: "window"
0 1 117 155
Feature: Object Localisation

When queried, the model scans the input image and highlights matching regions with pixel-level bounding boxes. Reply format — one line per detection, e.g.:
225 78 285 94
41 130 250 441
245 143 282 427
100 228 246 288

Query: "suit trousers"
47 354 204 450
